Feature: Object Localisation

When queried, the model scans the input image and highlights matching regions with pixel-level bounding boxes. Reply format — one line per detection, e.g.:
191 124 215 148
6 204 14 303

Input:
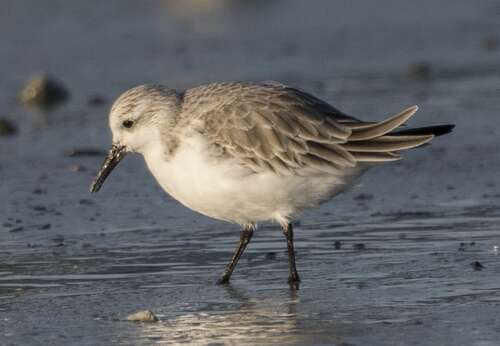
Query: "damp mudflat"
1 1 500 345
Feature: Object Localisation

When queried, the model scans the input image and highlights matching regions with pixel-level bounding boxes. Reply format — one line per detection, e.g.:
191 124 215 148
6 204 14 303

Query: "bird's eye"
122 120 134 128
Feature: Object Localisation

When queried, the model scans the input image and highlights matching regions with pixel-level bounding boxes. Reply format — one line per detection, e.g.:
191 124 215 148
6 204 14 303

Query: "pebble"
472 261 484 271
407 62 432 80
353 193 374 201
265 252 277 260
68 164 87 172
31 205 47 212
64 148 106 157
18 75 69 109
353 243 366 250
126 310 158 323
32 188 47 195
87 94 107 106
481 36 498 50
0 118 17 136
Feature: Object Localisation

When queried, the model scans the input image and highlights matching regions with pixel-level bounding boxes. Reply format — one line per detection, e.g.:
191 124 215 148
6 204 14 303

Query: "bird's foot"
288 274 301 289
216 274 231 285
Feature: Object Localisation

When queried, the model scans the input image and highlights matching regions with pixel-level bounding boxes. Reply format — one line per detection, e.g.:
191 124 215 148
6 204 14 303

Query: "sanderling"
90 81 454 285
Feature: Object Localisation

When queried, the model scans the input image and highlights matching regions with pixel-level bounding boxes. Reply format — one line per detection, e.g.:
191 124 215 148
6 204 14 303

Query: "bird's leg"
217 224 254 285
282 222 301 285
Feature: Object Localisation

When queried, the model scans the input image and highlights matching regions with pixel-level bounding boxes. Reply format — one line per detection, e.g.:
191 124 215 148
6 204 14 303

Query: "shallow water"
1 0 500 345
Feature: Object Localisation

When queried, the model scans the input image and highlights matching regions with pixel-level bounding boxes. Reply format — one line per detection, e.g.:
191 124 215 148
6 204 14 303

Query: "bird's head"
90 84 181 193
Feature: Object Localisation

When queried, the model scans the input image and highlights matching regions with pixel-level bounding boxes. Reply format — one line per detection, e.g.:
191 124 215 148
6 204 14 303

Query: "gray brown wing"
186 82 432 174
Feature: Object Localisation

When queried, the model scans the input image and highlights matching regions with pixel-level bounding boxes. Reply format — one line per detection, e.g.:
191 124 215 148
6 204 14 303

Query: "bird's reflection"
136 285 324 345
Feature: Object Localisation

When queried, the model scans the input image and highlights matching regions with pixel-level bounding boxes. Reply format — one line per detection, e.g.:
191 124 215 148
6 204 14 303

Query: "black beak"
89 144 126 193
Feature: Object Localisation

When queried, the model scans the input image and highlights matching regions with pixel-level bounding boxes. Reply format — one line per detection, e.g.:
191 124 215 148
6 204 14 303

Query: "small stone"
32 188 47 195
64 148 106 157
407 62 432 80
265 252 277 260
10 226 24 233
481 36 498 51
38 224 51 230
68 164 87 172
334 240 342 250
353 243 366 250
472 261 484 271
357 282 368 289
353 193 373 201
0 118 17 136
31 205 47 212
87 94 107 106
18 75 69 110
126 310 158 323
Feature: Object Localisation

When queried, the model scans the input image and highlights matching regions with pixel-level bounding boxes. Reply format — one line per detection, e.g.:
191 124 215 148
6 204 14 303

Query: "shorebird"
90 81 453 285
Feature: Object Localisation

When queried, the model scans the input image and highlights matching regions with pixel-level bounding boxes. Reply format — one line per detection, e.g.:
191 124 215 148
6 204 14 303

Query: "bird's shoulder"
182 81 355 121
181 81 359 136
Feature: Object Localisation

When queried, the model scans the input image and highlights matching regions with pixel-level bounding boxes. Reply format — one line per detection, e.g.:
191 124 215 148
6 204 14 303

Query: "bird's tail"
341 106 454 162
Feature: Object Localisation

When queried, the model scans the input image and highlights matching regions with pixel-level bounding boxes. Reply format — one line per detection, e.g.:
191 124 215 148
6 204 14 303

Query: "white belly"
143 135 364 226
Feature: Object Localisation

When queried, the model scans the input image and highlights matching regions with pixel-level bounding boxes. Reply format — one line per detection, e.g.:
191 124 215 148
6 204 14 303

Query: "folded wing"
190 82 447 175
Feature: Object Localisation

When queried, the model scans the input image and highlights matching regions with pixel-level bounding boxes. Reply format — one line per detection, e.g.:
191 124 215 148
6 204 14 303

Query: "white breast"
143 133 364 226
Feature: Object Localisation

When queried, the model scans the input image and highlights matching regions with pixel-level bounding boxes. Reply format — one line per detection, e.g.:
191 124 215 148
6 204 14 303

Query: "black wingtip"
391 124 455 137
432 124 455 136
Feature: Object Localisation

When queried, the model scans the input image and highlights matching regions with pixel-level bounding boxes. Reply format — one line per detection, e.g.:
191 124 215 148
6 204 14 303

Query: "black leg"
217 224 254 285
282 222 301 285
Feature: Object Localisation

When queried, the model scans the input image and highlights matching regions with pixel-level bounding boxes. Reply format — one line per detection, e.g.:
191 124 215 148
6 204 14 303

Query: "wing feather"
182 82 427 175
307 142 356 167
349 106 418 141
343 135 434 152
352 152 401 162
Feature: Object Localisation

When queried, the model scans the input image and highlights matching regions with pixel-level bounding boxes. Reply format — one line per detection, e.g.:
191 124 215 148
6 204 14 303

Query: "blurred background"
1 1 500 345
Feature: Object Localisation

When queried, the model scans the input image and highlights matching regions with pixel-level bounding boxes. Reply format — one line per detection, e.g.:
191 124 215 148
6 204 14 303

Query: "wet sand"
1 1 500 345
